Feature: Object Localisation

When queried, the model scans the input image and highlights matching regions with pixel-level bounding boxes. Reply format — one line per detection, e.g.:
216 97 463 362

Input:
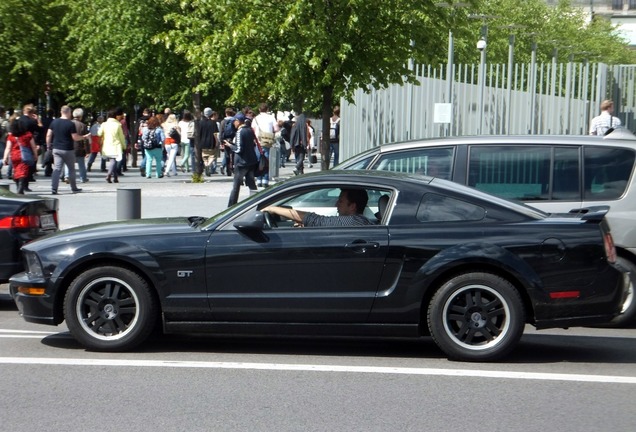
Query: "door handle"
344 240 380 254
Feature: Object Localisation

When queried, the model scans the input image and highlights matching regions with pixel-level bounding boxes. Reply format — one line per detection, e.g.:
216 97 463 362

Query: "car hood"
23 216 205 251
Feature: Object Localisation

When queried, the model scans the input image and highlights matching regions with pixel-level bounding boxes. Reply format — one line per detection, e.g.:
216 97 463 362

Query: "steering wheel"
263 211 277 228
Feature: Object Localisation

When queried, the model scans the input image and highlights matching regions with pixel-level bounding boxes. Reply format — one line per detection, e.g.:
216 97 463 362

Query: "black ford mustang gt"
0 188 58 283
9 171 628 361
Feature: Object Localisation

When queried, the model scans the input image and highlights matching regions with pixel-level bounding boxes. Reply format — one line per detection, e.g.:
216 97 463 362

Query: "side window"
372 147 454 179
468 146 551 201
552 147 580 200
584 146 635 200
416 193 485 222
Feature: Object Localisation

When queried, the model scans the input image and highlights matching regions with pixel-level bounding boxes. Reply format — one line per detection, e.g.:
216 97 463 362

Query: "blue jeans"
256 146 270 185
330 140 339 167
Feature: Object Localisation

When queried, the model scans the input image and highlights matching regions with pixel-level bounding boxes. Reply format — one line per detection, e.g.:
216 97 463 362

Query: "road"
1 299 635 431
1 160 636 431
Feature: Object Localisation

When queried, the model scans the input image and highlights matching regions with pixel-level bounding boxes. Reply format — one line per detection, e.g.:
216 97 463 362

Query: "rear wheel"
427 272 525 361
609 257 636 326
64 266 158 351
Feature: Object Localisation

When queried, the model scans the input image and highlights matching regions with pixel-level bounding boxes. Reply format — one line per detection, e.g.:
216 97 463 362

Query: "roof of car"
373 133 636 153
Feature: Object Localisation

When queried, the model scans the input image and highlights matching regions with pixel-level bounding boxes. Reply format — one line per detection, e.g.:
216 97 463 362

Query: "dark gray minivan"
339 132 636 325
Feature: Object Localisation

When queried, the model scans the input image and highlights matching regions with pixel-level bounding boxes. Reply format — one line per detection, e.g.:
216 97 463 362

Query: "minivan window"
468 146 552 201
373 147 453 179
584 146 635 200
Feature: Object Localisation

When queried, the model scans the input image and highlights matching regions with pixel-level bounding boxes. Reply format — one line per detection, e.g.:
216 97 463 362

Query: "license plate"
40 213 56 230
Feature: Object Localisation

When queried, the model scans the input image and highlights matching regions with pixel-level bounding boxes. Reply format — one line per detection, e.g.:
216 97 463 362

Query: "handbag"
20 145 34 164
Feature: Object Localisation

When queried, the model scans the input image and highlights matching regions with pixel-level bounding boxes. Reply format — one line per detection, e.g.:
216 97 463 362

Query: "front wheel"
64 266 158 351
427 272 525 362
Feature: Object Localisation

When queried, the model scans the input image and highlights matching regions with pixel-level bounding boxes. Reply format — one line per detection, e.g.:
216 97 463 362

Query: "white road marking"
0 357 634 384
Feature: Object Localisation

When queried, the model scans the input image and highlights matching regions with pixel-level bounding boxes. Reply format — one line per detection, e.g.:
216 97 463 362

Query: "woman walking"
2 118 37 194
142 116 165 179
98 107 127 183
162 114 180 177
178 111 194 173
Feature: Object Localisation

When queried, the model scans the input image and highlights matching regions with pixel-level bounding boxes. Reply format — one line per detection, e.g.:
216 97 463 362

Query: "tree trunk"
320 86 334 170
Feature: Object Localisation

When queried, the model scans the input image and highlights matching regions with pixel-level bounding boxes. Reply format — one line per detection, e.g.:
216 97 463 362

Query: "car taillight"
604 232 617 264
0 215 41 229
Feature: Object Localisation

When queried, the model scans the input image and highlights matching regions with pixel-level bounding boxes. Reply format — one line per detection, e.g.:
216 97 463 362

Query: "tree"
0 0 67 107
163 0 470 169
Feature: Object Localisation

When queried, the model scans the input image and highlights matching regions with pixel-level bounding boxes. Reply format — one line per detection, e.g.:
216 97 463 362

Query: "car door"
204 191 390 323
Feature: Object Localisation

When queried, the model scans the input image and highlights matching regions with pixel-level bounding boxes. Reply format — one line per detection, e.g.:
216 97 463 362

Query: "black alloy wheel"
427 272 525 362
64 266 158 351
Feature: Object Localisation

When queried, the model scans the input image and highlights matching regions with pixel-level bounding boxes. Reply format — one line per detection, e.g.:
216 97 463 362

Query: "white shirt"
589 112 621 136
252 112 277 137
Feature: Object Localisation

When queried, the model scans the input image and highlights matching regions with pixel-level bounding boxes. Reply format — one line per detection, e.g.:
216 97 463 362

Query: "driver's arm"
262 206 308 224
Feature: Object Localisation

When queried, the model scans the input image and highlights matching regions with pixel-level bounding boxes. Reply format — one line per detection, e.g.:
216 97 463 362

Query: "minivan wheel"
609 257 636 327
428 272 525 362
64 266 158 351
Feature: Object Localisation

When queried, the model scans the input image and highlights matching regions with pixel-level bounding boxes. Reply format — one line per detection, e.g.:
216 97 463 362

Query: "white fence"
339 63 636 161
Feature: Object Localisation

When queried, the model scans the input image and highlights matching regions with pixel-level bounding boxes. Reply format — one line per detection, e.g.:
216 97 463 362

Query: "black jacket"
196 116 218 150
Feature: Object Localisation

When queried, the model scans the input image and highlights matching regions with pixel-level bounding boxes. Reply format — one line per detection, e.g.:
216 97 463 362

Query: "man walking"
196 107 219 176
589 100 622 136
46 105 89 194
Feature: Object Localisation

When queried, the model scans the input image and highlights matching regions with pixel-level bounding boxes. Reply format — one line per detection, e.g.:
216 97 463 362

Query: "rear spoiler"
567 206 610 222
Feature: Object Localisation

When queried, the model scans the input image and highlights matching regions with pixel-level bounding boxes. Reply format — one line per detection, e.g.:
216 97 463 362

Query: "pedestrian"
71 108 90 183
252 103 277 187
2 116 38 194
178 110 194 173
118 112 131 175
329 106 340 166
227 113 258 207
0 106 8 179
197 107 219 176
218 107 237 176
46 105 89 194
87 115 103 173
97 107 127 184
290 112 309 175
142 116 165 179
135 108 151 176
589 100 622 136
162 113 180 177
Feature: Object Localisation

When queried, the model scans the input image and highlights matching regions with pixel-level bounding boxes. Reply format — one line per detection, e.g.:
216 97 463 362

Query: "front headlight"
24 251 44 278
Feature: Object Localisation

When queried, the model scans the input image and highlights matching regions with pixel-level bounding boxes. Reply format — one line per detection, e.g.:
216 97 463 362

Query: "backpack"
168 127 181 142
223 117 236 142
330 117 340 141
143 128 160 149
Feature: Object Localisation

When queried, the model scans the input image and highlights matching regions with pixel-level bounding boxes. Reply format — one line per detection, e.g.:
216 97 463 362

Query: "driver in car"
263 188 373 227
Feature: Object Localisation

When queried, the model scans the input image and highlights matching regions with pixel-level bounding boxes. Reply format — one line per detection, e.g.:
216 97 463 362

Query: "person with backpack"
218 107 236 176
3 116 38 194
142 116 165 179
227 113 258 206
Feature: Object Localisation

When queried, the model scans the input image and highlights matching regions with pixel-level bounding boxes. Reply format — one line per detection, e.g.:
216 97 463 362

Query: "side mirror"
233 211 266 231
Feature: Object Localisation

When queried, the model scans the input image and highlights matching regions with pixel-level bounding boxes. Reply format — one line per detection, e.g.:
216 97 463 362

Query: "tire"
64 266 158 351
609 257 636 327
427 272 525 362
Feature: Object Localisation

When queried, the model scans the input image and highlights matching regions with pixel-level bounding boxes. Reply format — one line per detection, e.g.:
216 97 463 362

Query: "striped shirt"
589 112 621 136
302 213 373 227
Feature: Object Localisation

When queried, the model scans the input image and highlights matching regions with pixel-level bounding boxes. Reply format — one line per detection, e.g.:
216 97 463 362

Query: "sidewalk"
2 154 322 230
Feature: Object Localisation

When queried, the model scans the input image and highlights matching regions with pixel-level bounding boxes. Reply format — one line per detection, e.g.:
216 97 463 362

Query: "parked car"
0 188 58 283
9 171 627 361
338 132 636 325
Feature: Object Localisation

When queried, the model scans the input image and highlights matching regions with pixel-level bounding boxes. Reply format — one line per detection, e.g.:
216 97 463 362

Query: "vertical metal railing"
340 63 636 161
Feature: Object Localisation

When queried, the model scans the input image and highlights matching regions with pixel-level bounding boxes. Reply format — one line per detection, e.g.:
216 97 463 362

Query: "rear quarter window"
584 146 635 200
416 193 485 222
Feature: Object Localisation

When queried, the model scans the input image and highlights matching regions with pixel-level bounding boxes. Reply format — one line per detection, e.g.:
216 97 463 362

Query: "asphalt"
1 154 321 230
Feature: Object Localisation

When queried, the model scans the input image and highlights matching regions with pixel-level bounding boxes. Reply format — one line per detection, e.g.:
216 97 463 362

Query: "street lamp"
469 14 498 135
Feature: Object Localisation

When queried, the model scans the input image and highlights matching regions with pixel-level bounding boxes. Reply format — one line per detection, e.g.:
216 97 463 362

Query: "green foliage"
1 0 634 115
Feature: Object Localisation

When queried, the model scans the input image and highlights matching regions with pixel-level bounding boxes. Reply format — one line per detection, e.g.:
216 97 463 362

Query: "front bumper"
9 272 60 326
